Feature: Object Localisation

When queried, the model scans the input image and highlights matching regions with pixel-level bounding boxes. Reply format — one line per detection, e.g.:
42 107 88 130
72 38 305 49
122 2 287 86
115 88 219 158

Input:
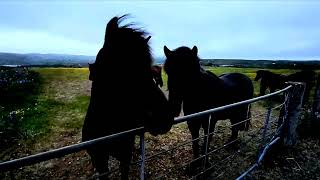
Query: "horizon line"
0 51 320 61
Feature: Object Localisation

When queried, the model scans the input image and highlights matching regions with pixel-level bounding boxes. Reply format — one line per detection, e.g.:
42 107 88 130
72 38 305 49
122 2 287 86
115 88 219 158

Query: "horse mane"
90 15 153 82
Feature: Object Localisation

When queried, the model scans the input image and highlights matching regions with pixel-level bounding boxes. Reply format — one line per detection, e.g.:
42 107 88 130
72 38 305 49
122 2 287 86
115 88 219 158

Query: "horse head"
163 46 201 117
254 70 265 81
164 46 200 81
86 15 173 135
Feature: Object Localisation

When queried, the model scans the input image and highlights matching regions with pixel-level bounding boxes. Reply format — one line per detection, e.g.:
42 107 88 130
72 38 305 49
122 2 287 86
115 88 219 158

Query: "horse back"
219 73 254 100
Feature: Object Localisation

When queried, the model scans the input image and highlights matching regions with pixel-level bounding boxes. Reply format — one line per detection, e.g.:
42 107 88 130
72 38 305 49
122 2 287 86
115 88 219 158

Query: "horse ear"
145 36 151 43
192 46 198 56
164 46 172 58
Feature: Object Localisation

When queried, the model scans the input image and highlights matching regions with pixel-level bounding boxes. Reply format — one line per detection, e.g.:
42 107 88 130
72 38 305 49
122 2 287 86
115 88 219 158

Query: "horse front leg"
230 125 239 141
202 116 217 155
260 82 267 96
186 121 201 176
190 127 200 159
202 116 217 169
89 151 110 180
229 114 247 149
119 140 134 180
120 159 130 180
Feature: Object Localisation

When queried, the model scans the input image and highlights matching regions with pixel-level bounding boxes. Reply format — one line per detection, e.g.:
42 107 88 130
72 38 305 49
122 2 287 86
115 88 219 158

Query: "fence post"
312 74 320 136
262 107 272 142
139 133 145 180
281 82 305 146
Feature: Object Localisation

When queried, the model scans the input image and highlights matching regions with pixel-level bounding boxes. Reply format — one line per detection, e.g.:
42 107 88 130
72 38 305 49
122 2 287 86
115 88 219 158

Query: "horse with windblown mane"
163 46 254 176
82 15 173 180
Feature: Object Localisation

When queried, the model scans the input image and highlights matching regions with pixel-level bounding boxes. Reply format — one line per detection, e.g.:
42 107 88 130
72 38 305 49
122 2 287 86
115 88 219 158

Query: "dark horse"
163 46 254 175
286 70 316 105
151 65 163 87
254 70 287 95
82 15 173 180
255 70 316 105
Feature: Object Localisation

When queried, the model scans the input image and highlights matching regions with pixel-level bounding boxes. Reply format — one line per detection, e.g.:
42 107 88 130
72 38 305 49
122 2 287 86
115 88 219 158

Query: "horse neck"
202 68 220 81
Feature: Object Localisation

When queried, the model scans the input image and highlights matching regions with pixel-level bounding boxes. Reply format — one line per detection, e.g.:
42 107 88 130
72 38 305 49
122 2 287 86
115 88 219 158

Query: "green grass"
30 68 90 132
34 68 89 81
1 68 91 154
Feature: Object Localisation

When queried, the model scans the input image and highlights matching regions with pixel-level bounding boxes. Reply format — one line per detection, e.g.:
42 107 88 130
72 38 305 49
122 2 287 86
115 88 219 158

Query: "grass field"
1 67 319 179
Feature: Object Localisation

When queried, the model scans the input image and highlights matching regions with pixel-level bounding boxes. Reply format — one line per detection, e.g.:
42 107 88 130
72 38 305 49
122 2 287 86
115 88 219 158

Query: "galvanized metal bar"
139 133 146 180
0 127 143 172
174 85 292 124
236 137 280 180
258 137 280 163
203 114 212 171
236 163 258 180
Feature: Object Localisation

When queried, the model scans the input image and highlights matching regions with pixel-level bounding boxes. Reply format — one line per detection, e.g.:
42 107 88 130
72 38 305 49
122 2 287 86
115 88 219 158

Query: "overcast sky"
1 1 320 60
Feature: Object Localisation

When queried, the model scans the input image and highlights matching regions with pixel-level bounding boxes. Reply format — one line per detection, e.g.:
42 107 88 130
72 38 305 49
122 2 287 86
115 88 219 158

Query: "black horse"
163 46 254 175
255 70 316 105
254 70 287 95
286 70 316 105
82 15 173 180
151 65 163 87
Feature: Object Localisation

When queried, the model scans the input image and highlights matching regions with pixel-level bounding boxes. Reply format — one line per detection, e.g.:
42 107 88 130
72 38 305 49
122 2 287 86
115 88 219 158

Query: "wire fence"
0 85 298 179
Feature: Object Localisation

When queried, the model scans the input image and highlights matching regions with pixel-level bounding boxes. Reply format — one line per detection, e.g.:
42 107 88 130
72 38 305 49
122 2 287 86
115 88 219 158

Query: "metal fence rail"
0 85 293 179
0 127 143 172
173 85 291 124
236 137 280 180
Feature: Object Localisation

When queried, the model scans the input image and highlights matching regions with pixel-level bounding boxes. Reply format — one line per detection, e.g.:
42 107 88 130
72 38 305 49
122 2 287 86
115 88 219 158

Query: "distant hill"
0 52 166 67
200 59 320 69
0 52 95 66
1 52 319 69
